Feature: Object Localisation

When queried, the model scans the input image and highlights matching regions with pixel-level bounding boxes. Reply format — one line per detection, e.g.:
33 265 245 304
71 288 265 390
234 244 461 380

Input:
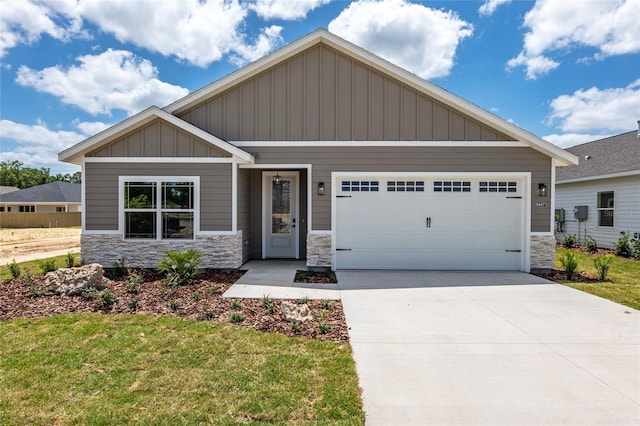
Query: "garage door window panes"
434 181 470 192
479 181 517 193
597 191 614 227
341 181 379 192
387 181 424 192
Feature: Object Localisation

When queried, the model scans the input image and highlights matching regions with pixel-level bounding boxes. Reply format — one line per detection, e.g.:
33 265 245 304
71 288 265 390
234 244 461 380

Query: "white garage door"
335 176 525 270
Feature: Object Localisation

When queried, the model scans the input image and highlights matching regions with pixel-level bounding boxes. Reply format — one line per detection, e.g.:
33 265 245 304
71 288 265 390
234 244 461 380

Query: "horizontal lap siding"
244 146 551 232
177 45 514 142
85 163 232 231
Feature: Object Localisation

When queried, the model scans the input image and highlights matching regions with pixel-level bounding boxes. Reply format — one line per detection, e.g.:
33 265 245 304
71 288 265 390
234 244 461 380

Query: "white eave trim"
58 106 254 165
556 169 640 184
163 29 577 167
232 141 527 148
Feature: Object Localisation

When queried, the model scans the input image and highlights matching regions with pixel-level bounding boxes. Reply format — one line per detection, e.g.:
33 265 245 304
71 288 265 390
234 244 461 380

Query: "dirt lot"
0 227 81 264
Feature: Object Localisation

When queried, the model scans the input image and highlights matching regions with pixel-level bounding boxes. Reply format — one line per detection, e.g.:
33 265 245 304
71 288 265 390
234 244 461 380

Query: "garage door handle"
336 248 352 251
505 249 521 252
337 195 352 198
426 217 431 228
506 196 522 199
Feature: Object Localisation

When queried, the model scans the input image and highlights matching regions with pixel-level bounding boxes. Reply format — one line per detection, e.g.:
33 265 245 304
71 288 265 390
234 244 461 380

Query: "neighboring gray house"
555 130 640 248
0 181 81 213
0 186 19 195
59 29 577 272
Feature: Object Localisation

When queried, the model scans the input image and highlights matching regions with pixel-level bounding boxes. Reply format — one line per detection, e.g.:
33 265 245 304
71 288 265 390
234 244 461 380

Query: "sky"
1 0 639 174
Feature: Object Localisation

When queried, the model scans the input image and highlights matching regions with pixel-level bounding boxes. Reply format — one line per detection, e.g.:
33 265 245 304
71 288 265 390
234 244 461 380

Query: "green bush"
230 312 244 323
559 251 579 280
318 322 330 334
112 256 128 278
97 288 117 310
632 238 640 259
614 235 632 258
65 252 76 268
157 249 202 287
126 268 144 294
8 260 21 278
593 255 614 281
561 234 577 249
585 235 598 253
39 259 57 274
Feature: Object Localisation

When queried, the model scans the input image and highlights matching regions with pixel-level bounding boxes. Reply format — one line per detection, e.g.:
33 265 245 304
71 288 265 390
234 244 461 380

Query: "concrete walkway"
338 271 640 425
223 260 340 300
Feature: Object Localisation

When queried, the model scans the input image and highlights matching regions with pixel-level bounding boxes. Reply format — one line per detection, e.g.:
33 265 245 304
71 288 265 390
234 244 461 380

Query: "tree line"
0 161 81 189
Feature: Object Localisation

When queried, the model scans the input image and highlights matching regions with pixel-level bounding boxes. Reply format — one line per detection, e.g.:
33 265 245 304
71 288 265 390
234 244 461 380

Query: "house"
0 181 81 213
58 29 577 272
555 130 640 248
0 186 19 195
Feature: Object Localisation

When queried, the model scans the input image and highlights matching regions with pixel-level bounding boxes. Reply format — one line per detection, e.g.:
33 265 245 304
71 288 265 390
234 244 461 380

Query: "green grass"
0 313 364 425
1 254 79 280
556 248 640 310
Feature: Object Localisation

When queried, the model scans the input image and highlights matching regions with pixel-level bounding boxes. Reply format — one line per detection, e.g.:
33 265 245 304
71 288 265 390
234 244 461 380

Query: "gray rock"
45 263 109 296
281 301 312 323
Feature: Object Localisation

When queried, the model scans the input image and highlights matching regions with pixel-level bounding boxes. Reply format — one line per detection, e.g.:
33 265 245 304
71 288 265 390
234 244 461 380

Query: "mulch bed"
294 270 338 284
533 269 601 282
0 269 349 342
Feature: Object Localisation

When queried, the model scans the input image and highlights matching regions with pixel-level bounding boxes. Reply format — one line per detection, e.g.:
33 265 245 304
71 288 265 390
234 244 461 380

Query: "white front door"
263 171 299 258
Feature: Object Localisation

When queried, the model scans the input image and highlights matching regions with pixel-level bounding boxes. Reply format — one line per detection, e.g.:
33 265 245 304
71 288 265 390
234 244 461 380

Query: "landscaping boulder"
45 263 109 296
281 301 312 323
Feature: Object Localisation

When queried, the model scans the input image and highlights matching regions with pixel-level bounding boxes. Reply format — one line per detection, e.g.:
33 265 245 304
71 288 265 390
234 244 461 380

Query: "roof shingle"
0 181 81 203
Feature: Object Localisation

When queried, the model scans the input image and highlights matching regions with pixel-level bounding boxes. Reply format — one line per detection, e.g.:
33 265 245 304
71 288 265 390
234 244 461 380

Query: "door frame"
262 171 300 259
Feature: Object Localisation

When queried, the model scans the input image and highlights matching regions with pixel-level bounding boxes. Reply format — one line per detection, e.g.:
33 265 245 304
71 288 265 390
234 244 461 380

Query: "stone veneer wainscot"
306 232 332 269
81 231 243 269
530 234 556 272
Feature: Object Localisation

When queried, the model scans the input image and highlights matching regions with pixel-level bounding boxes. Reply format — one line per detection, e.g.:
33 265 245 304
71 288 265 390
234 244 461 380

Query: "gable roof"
58 106 254 164
556 131 640 183
165 29 578 166
0 186 19 195
0 181 80 203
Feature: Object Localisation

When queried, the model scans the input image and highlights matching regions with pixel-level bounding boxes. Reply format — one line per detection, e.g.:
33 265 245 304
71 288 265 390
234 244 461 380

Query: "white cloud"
543 132 613 148
548 79 640 133
478 0 511 16
328 0 472 79
229 25 283 66
72 119 110 135
508 0 640 79
251 0 330 20
0 118 102 171
1 0 283 67
0 0 85 57
15 49 189 116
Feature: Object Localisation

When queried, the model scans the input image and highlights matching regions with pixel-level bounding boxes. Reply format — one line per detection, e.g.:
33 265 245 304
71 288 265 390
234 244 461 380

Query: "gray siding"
85 162 232 231
88 118 230 158
178 45 514 142
237 168 251 263
243 146 552 232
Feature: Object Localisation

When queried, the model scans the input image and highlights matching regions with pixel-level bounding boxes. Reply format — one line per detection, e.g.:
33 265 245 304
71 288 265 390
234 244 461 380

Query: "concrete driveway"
337 271 640 425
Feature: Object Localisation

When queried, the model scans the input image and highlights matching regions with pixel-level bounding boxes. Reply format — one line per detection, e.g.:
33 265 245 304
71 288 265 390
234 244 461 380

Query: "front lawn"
556 248 640 310
0 313 364 425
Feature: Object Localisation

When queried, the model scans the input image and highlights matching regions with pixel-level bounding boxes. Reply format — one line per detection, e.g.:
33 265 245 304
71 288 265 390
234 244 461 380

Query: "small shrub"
632 238 640 259
191 293 200 302
559 251 579 280
157 249 202 287
561 234 577 249
594 255 614 281
39 259 57 274
230 312 244 323
585 236 598 253
81 287 100 301
112 256 128 278
320 299 331 310
615 235 632 258
65 252 76 268
291 323 301 333
96 288 117 309
126 268 144 294
26 272 46 298
298 296 309 305
169 300 180 311
230 299 241 310
262 294 275 314
8 260 21 278
128 299 139 311
204 311 214 321
318 322 330 334
317 310 328 319
208 286 219 295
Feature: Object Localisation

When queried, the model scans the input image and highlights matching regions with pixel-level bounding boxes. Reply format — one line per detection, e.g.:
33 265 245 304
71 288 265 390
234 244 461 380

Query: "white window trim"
596 190 615 228
119 176 200 241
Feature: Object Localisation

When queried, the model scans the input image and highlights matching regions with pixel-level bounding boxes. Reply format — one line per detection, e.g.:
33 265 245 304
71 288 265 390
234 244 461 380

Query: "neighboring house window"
0 207 5 212
597 191 614 227
56 206 66 212
19 205 35 212
123 179 195 240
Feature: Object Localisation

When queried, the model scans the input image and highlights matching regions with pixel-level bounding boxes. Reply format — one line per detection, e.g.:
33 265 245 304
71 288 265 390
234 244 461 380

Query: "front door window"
272 179 291 234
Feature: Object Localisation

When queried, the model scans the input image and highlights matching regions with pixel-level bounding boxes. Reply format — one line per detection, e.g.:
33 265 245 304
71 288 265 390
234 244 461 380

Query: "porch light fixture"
273 172 282 185
318 182 325 196
538 183 548 197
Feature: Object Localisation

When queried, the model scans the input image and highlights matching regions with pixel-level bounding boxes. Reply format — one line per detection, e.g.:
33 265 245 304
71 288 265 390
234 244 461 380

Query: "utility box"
555 208 565 222
574 205 588 220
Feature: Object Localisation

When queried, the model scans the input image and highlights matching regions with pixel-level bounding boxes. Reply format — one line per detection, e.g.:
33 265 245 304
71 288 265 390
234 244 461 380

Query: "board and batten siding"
87 118 231 158
556 175 640 248
84 162 232 231
243 146 552 232
237 168 251 262
177 45 515 142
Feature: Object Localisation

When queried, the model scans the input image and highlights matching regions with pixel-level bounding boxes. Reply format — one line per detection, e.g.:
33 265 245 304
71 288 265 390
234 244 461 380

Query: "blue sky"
1 0 639 174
